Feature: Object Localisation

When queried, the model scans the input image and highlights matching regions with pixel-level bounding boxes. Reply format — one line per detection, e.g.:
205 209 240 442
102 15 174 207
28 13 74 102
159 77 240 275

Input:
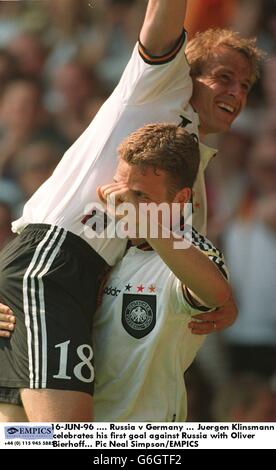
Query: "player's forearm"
140 0 187 55
147 234 230 308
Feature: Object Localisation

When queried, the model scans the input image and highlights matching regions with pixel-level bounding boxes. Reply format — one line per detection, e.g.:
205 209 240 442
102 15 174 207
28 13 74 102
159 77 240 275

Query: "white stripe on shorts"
23 226 66 389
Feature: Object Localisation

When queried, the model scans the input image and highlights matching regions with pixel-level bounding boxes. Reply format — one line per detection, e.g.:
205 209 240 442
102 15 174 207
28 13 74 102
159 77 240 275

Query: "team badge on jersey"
122 293 156 339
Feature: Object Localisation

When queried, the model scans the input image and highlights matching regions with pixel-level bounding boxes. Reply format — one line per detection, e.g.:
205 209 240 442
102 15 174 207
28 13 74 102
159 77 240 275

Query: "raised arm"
146 233 230 310
140 0 187 55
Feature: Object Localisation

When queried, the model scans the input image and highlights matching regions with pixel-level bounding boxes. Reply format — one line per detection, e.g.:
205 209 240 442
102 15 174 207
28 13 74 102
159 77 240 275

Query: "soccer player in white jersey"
94 123 230 421
0 1 263 421
0 123 231 422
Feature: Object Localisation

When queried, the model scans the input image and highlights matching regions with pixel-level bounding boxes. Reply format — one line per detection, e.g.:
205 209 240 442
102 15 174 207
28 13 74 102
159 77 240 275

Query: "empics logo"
4 426 53 440
6 427 19 435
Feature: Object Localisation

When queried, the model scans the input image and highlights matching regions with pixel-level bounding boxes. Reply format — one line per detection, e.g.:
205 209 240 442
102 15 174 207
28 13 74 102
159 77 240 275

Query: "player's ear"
173 187 191 207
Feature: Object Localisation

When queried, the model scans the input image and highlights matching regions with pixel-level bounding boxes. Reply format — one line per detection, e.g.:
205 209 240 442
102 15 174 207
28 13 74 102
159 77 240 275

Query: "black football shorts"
0 224 106 398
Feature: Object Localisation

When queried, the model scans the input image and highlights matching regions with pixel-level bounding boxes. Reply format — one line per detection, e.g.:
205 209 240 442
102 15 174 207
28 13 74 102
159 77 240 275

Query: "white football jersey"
12 32 215 265
94 230 228 422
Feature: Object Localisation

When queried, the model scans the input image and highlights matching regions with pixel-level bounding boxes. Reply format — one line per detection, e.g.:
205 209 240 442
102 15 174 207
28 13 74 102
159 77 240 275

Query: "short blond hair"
186 28 265 85
118 123 199 193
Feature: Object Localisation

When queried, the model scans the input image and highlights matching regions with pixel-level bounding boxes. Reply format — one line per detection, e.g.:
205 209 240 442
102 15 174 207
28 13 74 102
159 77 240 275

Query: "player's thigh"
0 403 28 422
20 388 93 422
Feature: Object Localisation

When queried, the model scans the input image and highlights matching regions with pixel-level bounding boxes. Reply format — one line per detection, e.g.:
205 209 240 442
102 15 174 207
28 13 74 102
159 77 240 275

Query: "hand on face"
97 182 142 231
97 181 161 240
97 182 131 206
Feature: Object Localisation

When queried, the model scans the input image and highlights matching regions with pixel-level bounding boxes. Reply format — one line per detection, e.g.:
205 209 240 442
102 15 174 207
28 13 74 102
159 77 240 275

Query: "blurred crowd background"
0 0 275 421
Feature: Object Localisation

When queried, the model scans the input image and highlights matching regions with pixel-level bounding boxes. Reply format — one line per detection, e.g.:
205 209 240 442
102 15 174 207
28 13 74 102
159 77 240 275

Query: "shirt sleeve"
190 227 229 281
170 228 229 316
114 30 192 106
138 29 186 65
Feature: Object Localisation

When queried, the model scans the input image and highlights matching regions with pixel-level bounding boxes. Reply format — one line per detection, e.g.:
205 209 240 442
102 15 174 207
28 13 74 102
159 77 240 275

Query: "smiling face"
190 47 252 136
